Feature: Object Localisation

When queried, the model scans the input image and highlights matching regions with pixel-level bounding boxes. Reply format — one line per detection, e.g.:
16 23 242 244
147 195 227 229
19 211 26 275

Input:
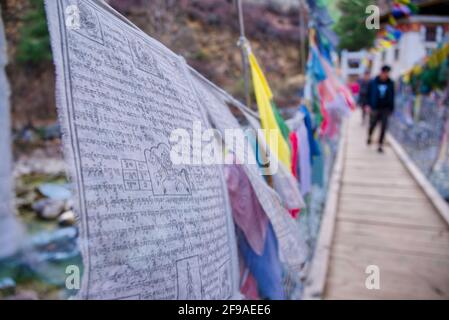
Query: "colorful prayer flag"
248 53 292 170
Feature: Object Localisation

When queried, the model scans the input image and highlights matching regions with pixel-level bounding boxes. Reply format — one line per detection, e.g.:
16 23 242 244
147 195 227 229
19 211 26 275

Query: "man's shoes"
378 146 384 153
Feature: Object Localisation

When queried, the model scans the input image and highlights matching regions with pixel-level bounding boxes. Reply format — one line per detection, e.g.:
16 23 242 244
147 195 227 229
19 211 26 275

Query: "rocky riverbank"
1 129 81 300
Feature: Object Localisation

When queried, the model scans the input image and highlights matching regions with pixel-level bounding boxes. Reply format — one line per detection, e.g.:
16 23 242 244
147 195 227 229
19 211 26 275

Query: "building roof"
380 0 449 24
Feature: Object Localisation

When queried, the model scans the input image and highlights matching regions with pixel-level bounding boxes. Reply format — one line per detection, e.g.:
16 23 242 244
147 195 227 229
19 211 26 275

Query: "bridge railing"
390 85 449 200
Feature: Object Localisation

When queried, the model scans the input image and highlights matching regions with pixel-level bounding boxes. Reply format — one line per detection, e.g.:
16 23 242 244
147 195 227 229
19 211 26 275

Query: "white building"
371 1 449 80
340 49 369 80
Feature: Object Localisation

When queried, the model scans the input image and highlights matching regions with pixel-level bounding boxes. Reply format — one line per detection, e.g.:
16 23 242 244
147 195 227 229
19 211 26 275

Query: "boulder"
32 198 65 220
58 210 76 227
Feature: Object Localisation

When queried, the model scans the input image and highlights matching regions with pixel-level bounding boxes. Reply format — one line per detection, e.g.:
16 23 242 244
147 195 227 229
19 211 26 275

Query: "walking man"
367 65 395 153
358 70 371 124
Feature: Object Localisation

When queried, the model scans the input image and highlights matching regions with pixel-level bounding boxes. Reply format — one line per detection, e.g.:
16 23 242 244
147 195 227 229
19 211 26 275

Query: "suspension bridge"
305 110 449 300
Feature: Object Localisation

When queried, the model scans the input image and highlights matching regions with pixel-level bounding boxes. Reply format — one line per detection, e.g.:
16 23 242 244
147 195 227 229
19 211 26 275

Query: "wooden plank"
341 185 426 200
343 163 405 171
333 221 449 258
325 278 449 300
325 244 449 299
344 169 413 177
342 178 417 188
338 198 442 224
342 183 423 194
338 210 445 229
388 134 449 227
339 195 435 210
344 151 399 157
344 167 409 174
325 257 449 299
332 242 449 268
343 180 422 190
344 168 406 174
339 204 432 215
339 198 435 211
335 218 449 241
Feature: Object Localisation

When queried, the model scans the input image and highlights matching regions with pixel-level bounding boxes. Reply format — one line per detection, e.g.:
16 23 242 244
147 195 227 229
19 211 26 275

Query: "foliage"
17 0 52 64
334 0 376 51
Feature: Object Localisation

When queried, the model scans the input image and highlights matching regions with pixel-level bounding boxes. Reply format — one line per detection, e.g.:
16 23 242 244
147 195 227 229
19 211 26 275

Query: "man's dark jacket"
367 76 395 113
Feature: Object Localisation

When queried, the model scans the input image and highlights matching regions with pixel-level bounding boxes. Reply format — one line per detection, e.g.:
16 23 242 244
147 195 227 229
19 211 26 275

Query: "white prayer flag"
45 0 239 300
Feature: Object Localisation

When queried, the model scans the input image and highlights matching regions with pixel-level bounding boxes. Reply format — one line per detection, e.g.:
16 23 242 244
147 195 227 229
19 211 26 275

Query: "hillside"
2 0 307 129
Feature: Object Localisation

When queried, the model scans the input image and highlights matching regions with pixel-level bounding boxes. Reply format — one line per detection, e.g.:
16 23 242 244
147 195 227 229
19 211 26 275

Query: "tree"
334 0 377 51
17 0 52 64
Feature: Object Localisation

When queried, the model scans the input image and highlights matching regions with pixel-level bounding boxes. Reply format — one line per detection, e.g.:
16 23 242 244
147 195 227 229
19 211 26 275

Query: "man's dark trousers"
368 110 390 146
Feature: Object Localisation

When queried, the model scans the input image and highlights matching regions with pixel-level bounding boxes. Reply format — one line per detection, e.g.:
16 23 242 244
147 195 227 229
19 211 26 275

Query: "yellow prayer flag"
248 53 291 169
388 15 397 26
440 44 447 58
380 40 392 49
428 54 438 68
251 54 273 100
412 65 422 76
403 73 410 83
436 43 449 64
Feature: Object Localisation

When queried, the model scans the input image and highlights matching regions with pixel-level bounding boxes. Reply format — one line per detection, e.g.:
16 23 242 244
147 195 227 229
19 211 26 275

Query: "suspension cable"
236 0 252 109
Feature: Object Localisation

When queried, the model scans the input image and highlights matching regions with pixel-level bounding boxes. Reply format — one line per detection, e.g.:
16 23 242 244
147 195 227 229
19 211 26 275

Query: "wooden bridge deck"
323 112 449 299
